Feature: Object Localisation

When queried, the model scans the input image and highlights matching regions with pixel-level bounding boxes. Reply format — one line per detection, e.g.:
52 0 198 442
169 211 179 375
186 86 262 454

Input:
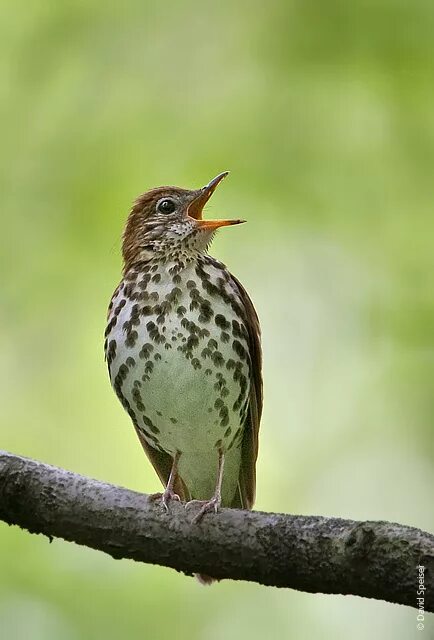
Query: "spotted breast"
105 254 252 505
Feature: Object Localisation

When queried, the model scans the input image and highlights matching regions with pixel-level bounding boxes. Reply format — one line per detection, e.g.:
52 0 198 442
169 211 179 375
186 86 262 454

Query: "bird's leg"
187 450 225 523
149 451 181 511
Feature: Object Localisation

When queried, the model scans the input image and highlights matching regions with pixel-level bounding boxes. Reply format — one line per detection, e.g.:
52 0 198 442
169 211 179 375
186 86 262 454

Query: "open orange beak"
187 171 245 230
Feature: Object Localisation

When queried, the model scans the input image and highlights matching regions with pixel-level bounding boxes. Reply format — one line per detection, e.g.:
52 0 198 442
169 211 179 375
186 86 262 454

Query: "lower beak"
187 171 245 229
195 218 245 230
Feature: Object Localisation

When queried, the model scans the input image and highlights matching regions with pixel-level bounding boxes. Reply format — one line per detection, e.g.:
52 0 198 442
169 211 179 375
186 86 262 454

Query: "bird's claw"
186 496 221 523
149 489 181 511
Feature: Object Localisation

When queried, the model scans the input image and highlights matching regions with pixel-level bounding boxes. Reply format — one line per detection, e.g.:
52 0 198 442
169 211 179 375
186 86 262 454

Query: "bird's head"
122 172 244 271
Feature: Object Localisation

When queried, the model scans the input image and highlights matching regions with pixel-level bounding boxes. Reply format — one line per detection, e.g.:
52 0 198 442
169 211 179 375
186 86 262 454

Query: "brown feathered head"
122 172 244 271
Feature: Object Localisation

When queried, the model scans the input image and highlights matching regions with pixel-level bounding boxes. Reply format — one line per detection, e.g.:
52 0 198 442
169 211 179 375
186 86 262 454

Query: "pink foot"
149 489 181 511
186 496 221 523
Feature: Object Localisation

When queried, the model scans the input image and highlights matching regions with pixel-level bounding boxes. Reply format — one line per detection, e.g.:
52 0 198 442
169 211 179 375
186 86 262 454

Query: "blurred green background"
1 1 433 638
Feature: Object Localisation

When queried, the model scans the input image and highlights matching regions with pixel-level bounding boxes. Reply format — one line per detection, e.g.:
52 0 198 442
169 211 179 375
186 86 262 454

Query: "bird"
105 172 262 528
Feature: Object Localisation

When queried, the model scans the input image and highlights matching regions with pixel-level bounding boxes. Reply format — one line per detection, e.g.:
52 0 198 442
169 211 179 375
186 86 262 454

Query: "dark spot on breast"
202 279 219 297
123 320 131 332
139 426 160 445
220 415 229 427
195 264 211 281
113 299 126 316
232 320 242 338
141 305 153 316
233 396 242 411
146 321 164 343
123 284 133 297
215 314 230 330
151 273 161 283
106 340 117 366
214 379 225 392
191 358 202 370
189 288 201 300
219 405 228 419
232 339 247 361
138 275 151 289
129 304 140 324
169 263 184 277
181 334 199 352
211 351 224 367
166 287 182 304
124 403 137 423
104 316 117 337
139 343 154 359
132 389 145 413
125 331 138 347
198 301 213 323
143 414 159 434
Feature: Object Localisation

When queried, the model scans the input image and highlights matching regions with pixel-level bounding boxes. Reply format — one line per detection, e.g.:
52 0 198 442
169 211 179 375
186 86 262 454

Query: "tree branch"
0 451 432 611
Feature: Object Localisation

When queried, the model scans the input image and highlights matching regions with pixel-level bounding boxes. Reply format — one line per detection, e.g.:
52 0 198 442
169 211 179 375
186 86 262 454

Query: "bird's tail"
195 573 219 585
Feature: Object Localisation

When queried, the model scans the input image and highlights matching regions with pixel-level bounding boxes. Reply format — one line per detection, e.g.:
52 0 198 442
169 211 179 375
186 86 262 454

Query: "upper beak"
187 171 245 230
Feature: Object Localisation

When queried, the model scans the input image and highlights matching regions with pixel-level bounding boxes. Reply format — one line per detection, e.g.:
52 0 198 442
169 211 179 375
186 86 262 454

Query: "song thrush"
105 172 262 524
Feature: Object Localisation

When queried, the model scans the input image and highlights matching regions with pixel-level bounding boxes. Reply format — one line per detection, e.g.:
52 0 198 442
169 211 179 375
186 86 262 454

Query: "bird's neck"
123 248 214 280
123 229 216 275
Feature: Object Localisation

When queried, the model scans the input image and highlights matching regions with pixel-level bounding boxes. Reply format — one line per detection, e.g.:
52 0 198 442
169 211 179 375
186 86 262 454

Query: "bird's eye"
157 198 176 214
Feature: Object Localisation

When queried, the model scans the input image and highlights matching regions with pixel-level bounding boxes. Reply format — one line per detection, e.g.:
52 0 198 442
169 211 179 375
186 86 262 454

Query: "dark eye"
157 198 176 214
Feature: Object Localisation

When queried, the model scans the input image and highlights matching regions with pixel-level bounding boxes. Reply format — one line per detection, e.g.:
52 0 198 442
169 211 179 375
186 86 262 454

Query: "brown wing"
229 274 263 510
133 425 191 502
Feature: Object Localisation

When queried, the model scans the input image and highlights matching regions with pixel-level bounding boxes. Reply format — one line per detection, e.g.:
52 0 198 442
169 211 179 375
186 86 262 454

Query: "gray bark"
0 450 433 611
